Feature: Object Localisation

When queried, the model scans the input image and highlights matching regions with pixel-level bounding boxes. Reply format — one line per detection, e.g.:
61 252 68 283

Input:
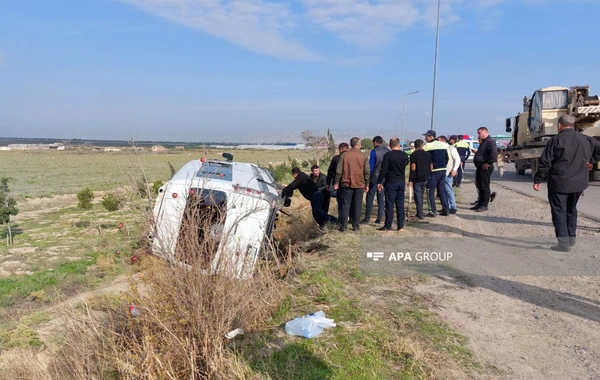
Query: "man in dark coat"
326 142 349 219
310 164 330 213
283 168 337 230
534 115 600 251
470 127 497 212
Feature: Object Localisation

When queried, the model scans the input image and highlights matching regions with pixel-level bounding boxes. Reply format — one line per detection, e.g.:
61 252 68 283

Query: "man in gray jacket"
362 136 389 224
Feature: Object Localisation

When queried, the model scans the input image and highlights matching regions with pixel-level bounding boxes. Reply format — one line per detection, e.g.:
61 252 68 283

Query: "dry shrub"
0 349 53 380
48 193 293 379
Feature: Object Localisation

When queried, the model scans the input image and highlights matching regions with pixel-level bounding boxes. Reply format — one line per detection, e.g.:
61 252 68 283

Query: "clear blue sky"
1 0 599 143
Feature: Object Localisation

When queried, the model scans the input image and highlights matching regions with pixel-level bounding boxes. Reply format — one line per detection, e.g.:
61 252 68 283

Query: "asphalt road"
463 162 600 222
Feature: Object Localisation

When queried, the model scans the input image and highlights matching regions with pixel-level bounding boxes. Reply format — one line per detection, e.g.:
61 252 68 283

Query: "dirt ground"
414 175 600 380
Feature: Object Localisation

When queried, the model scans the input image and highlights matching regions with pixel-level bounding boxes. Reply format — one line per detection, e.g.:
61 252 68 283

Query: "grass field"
0 148 314 198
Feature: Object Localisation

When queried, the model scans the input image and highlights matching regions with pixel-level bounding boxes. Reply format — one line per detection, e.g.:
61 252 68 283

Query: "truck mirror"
505 118 512 133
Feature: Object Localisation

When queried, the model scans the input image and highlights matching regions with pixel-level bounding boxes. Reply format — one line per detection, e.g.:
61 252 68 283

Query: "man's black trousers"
475 165 494 207
548 189 582 245
340 187 363 231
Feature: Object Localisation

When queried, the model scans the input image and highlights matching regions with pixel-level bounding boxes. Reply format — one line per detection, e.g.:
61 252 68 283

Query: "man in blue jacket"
363 136 390 224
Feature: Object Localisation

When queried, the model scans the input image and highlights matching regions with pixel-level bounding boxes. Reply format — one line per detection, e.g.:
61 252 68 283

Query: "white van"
150 154 284 279
465 139 479 161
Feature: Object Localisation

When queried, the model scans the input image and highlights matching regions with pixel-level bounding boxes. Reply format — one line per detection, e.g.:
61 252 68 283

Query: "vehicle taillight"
172 193 178 198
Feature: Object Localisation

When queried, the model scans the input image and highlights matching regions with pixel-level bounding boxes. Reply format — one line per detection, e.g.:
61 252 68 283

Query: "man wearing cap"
423 130 450 217
451 135 467 187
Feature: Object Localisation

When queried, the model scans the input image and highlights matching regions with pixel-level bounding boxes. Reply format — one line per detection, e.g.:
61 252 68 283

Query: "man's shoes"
414 214 424 220
490 192 496 203
318 225 328 233
397 227 405 231
441 210 449 216
449 208 457 214
476 207 488 212
377 226 392 231
360 219 370 225
469 205 480 210
551 244 571 252
470 201 479 205
374 219 382 224
338 228 346 232
569 237 576 248
427 212 436 218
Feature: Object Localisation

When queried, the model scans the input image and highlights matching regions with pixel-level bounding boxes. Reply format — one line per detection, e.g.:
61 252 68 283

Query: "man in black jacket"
534 115 600 252
376 138 410 231
471 127 497 212
326 142 349 219
283 167 337 230
408 139 432 219
310 164 330 213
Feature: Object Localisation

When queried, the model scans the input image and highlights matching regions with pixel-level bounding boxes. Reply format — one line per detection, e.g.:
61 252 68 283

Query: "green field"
0 149 313 199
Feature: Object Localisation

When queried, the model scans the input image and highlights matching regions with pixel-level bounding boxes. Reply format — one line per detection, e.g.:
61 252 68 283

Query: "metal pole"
401 91 419 147
430 0 441 131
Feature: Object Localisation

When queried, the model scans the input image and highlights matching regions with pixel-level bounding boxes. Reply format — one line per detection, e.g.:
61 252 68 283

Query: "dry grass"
3 195 303 380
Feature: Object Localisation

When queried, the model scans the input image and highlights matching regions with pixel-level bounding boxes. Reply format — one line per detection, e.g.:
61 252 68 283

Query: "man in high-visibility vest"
423 130 450 217
453 135 470 187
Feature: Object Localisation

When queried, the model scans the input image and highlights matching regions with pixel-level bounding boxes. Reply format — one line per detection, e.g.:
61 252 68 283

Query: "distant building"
175 145 185 150
152 145 166 152
104 147 122 152
8 144 45 151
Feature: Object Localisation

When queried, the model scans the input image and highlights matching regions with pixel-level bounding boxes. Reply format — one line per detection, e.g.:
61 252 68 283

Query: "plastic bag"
285 310 336 338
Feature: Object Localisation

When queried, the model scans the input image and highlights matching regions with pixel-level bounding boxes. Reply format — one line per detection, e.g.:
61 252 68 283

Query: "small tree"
327 129 336 157
77 188 94 210
101 192 122 212
361 138 374 150
0 178 18 245
301 129 328 166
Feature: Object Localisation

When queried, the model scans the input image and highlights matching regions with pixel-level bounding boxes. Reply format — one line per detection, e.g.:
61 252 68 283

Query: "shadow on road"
435 270 600 324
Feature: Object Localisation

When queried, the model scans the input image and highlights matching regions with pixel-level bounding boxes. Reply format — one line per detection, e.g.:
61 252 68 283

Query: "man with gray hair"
534 114 600 252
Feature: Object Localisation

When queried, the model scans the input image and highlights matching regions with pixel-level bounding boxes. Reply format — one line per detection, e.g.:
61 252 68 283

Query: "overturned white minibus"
150 154 284 279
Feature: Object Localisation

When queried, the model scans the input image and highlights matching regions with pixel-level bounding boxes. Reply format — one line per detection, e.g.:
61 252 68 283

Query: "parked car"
150 153 285 279
465 139 479 161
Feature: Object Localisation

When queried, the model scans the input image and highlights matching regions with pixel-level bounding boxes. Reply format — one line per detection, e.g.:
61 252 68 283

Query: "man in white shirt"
438 135 461 214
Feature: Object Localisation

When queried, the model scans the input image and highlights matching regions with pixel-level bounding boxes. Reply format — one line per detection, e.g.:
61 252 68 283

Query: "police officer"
453 135 470 187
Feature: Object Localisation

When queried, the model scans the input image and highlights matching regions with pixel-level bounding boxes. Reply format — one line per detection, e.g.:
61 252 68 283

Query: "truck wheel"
531 159 538 179
517 169 525 175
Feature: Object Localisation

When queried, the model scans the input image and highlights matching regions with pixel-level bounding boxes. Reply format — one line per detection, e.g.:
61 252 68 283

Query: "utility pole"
401 91 419 146
430 0 441 131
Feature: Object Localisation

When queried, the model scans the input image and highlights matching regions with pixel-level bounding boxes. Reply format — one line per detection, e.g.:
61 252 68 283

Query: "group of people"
282 128 498 233
283 117 600 253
